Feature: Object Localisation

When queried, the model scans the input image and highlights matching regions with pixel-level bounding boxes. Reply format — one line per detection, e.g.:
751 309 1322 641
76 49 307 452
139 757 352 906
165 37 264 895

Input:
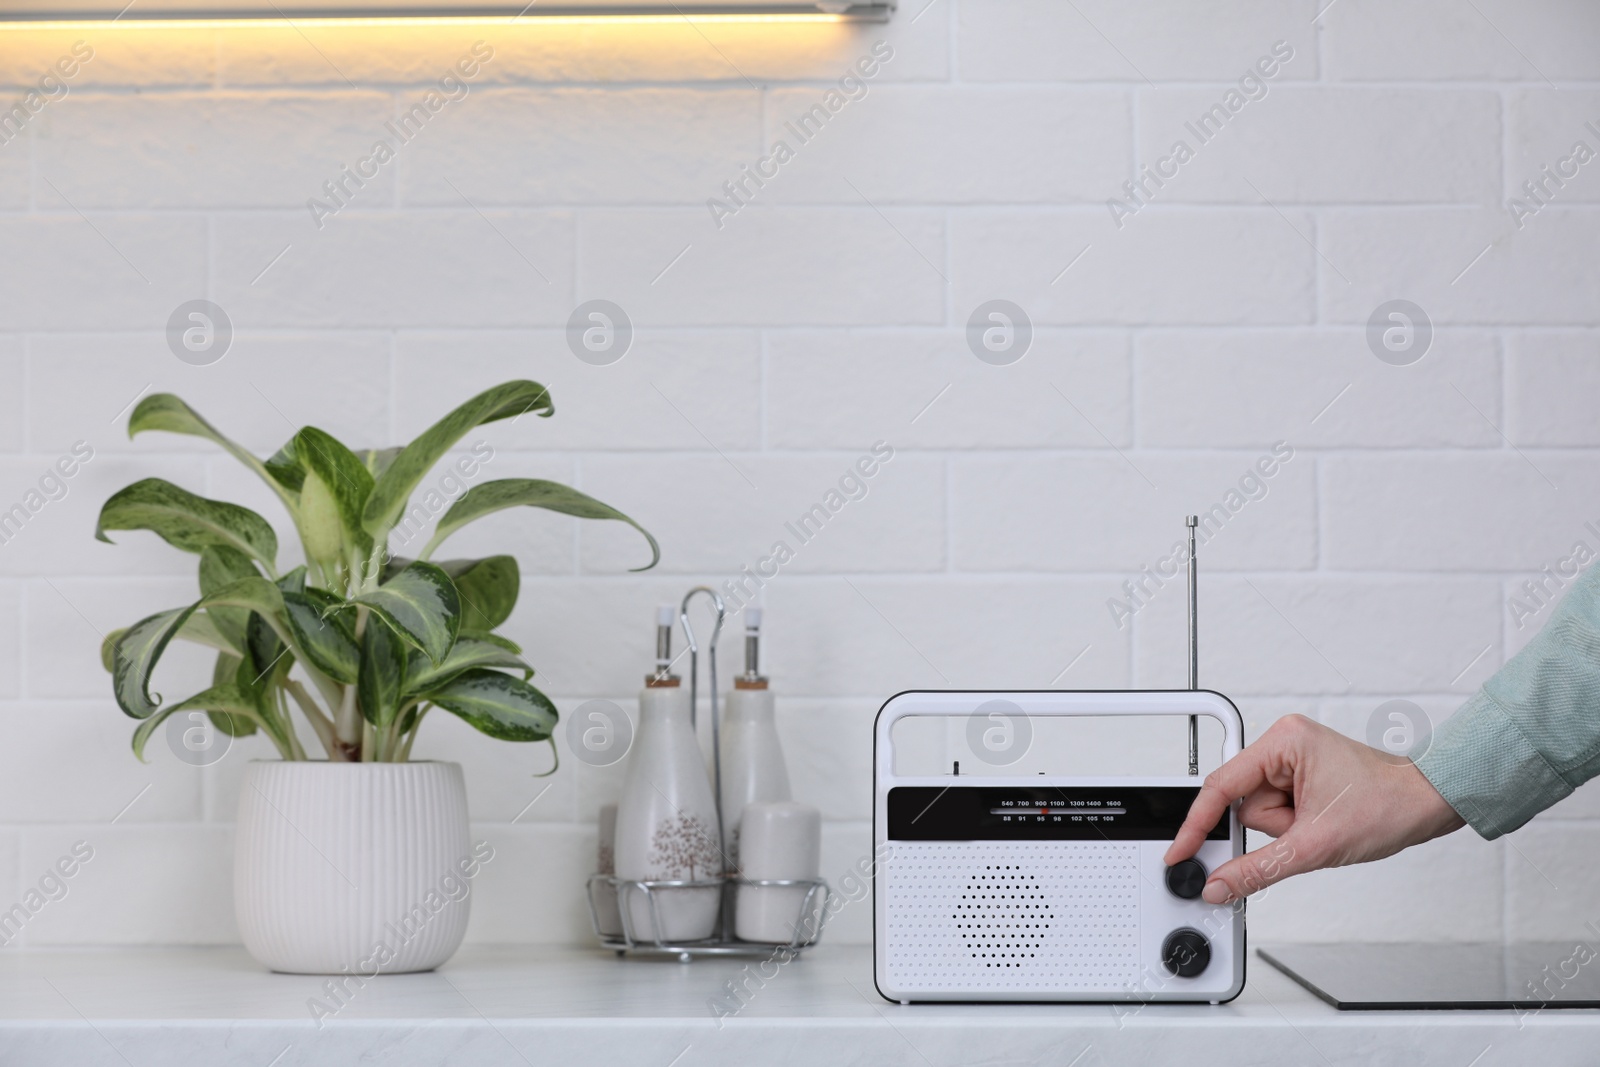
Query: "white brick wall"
0 1 1595 951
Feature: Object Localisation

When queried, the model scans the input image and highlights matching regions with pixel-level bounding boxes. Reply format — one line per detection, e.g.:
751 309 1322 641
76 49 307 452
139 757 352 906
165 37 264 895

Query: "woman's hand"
1164 714 1467 904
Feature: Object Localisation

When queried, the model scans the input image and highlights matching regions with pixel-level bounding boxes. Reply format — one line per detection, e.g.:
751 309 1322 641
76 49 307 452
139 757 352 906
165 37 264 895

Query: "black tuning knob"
1161 928 1211 978
1165 858 1207 900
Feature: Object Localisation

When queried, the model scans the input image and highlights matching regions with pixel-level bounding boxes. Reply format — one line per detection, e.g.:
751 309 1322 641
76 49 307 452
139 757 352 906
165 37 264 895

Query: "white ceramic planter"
235 761 473 975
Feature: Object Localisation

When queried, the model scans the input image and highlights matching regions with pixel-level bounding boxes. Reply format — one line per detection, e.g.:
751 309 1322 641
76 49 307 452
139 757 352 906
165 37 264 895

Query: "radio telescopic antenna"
1186 515 1199 776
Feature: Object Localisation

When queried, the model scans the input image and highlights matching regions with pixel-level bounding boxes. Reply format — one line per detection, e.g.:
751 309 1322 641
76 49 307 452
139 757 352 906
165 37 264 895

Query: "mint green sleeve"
1415 560 1600 840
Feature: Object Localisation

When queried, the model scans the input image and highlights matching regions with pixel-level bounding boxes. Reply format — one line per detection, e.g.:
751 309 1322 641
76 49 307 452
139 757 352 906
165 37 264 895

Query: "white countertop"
0 944 1592 1066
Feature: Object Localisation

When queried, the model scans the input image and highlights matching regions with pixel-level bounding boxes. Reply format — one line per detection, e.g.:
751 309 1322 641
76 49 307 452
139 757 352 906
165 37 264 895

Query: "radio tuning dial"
1165 858 1207 900
1161 929 1211 978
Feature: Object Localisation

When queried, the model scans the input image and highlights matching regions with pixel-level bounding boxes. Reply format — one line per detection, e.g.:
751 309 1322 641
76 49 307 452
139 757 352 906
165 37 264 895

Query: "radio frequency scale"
872 518 1246 1004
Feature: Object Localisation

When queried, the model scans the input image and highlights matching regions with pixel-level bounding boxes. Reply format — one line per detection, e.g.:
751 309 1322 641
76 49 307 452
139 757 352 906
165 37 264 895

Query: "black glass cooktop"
1259 943 1600 1010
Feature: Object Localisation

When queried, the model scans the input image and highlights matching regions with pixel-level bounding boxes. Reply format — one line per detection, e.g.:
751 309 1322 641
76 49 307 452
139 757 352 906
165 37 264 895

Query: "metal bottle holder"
586 586 831 961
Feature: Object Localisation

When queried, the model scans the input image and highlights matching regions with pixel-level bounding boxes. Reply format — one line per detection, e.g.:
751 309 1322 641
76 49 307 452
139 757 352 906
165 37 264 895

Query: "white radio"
872 518 1246 1004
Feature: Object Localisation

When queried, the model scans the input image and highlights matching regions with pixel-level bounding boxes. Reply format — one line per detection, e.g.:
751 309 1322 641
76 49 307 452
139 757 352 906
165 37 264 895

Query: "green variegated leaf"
350 562 460 665
100 627 127 673
405 633 532 695
246 568 304 681
110 611 238 664
200 545 260 588
96 478 278 570
209 653 259 738
198 545 260 652
264 436 305 493
210 708 260 738
128 394 298 512
360 447 402 481
302 584 346 613
396 701 422 737
213 651 240 688
113 577 288 720
176 612 239 655
223 650 293 756
470 630 522 655
131 683 262 762
294 427 375 570
362 381 553 539
205 575 293 629
424 668 558 742
113 607 198 720
358 618 406 729
422 479 658 572
282 589 359 684
277 566 308 596
245 611 282 683
445 556 519 633
298 473 344 575
386 556 519 633
209 579 296 744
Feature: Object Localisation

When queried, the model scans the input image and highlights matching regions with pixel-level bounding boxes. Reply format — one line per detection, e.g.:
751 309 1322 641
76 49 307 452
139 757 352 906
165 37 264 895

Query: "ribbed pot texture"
235 761 472 975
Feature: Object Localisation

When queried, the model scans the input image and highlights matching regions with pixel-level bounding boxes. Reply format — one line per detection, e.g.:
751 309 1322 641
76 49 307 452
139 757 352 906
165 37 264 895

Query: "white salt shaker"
735 801 821 944
594 804 623 938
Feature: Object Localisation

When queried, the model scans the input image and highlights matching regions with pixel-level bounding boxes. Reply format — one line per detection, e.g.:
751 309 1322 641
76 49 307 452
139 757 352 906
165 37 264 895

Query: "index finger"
1162 744 1273 865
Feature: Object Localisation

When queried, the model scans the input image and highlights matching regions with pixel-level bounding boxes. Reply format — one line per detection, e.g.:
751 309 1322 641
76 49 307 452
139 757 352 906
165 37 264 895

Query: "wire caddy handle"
586 586 831 962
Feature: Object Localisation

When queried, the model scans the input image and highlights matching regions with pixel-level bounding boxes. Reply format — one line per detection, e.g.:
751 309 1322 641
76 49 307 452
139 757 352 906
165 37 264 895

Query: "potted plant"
96 380 658 974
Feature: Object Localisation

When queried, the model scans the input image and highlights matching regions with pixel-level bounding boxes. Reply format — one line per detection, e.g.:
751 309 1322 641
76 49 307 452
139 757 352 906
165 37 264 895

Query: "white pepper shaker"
735 801 821 944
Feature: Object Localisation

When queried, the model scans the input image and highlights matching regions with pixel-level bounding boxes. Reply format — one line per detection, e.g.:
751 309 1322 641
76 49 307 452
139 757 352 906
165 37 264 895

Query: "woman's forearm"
1417 560 1600 839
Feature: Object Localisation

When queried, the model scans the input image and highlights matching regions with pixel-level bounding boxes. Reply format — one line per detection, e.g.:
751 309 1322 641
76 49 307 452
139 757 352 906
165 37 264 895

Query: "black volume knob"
1161 929 1211 978
1165 859 1207 900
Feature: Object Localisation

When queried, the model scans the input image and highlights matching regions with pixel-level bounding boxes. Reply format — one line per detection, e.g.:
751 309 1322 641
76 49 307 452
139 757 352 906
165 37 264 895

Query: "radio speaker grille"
884 842 1142 992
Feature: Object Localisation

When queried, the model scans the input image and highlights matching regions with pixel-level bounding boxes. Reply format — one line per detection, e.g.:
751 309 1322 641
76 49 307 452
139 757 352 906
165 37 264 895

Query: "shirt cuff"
1414 689 1572 840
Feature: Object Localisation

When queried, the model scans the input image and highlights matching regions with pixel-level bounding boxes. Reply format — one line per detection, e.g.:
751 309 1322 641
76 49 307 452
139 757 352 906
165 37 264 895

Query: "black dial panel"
885 786 1228 842
1162 929 1211 978
1165 858 1208 899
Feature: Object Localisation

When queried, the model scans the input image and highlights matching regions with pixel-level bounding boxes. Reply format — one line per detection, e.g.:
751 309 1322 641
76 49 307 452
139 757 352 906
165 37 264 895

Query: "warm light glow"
0 11 849 26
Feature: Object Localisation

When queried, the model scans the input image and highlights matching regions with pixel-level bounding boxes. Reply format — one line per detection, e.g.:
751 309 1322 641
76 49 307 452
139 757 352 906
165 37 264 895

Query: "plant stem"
332 686 361 760
381 715 403 762
332 606 369 759
397 704 430 762
362 541 386 595
286 678 339 759
361 721 376 762
300 662 344 721
270 727 296 761
276 687 308 761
